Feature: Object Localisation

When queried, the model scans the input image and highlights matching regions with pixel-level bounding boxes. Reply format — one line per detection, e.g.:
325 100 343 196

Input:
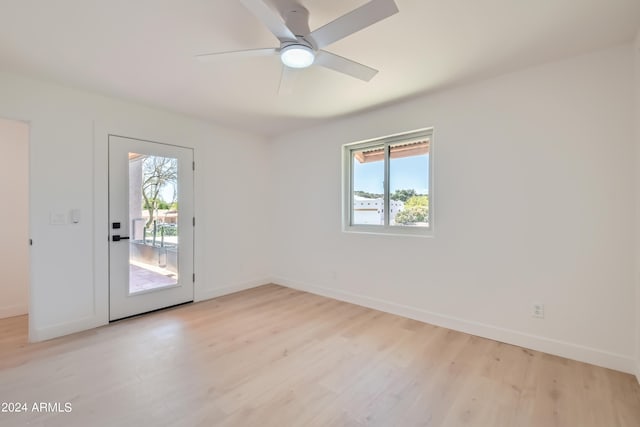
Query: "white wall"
0 39 635 376
0 71 271 341
271 44 636 373
0 118 29 319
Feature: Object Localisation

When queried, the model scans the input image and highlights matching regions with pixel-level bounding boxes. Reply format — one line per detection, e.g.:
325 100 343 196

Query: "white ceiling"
0 0 638 136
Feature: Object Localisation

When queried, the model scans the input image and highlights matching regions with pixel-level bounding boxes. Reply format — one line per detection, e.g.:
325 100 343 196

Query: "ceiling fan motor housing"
282 5 311 39
279 5 316 68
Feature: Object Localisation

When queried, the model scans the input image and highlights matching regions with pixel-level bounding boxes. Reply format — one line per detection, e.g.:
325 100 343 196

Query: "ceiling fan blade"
308 0 398 49
195 48 278 62
278 66 299 95
315 50 378 82
240 0 296 41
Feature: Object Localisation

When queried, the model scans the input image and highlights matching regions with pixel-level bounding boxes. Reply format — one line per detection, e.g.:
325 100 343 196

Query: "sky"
353 154 429 195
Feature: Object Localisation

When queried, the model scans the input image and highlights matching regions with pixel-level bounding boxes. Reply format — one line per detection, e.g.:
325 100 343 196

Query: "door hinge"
192 161 195 171
29 239 33 246
193 217 195 227
192 273 195 283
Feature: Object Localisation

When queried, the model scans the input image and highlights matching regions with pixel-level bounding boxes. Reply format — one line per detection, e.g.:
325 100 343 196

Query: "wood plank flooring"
1 284 639 426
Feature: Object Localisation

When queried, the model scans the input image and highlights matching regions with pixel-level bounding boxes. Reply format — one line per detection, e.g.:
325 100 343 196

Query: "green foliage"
405 195 428 208
395 206 429 225
161 224 178 236
143 199 170 210
354 190 383 199
355 189 429 211
144 224 178 237
391 189 417 202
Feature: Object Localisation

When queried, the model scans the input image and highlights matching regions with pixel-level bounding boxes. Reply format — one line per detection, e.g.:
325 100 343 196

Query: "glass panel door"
109 136 194 321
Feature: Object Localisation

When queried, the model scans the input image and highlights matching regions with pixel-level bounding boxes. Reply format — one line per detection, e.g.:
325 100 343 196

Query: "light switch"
71 209 81 224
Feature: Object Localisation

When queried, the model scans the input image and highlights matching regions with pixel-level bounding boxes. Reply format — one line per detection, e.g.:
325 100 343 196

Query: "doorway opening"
0 117 29 320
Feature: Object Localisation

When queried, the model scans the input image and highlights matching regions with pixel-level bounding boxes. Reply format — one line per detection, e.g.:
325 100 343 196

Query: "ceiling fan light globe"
280 45 315 68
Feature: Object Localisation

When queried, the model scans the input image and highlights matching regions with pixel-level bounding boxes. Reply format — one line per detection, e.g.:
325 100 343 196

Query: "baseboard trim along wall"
28 277 636 375
195 278 272 303
0 304 28 320
273 277 636 375
31 279 272 342
31 315 106 343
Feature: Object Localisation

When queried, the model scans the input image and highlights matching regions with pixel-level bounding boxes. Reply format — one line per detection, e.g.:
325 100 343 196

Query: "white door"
109 135 194 321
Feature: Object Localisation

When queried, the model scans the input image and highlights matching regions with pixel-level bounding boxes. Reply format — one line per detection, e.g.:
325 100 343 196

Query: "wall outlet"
532 303 545 319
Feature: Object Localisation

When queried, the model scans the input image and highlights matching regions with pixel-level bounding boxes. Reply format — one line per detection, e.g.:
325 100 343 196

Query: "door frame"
93 124 203 326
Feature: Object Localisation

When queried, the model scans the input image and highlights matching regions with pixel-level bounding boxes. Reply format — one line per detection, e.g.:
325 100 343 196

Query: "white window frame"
342 128 434 237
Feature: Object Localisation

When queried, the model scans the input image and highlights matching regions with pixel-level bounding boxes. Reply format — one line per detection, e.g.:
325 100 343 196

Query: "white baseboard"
31 315 106 342
274 276 636 375
195 278 270 302
0 304 28 320
29 279 270 342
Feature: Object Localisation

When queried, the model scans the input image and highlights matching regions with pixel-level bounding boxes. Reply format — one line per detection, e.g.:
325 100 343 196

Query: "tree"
395 206 428 225
396 194 429 225
143 199 170 210
390 189 417 202
142 156 177 228
405 195 428 208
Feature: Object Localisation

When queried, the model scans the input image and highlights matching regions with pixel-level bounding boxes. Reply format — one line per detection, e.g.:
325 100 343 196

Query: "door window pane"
128 153 179 294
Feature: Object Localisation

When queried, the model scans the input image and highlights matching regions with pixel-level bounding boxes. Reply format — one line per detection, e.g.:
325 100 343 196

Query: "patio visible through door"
108 135 194 321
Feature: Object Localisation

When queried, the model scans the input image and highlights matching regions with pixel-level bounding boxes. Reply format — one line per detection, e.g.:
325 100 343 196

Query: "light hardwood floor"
1 284 639 426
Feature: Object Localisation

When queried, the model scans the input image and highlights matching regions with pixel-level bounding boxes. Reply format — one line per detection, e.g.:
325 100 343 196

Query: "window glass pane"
128 153 179 294
389 140 430 227
351 146 385 225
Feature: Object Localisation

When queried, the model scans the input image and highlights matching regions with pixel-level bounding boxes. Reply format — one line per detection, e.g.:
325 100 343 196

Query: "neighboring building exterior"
353 196 404 225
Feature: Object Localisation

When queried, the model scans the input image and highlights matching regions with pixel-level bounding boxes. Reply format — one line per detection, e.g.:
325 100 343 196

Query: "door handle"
112 235 130 242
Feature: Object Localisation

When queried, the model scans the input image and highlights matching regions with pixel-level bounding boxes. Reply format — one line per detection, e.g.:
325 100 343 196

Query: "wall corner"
634 27 640 382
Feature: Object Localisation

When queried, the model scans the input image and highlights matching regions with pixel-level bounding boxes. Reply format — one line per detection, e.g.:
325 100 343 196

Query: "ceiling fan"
196 0 399 93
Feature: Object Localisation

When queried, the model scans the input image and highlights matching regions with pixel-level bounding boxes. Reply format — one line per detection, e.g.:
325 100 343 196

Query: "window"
343 129 432 235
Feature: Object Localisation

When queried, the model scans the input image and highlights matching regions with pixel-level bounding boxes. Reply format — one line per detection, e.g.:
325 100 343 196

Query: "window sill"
342 225 433 238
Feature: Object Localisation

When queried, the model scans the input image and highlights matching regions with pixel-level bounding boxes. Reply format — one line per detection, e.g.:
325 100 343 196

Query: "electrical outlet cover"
532 303 545 319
